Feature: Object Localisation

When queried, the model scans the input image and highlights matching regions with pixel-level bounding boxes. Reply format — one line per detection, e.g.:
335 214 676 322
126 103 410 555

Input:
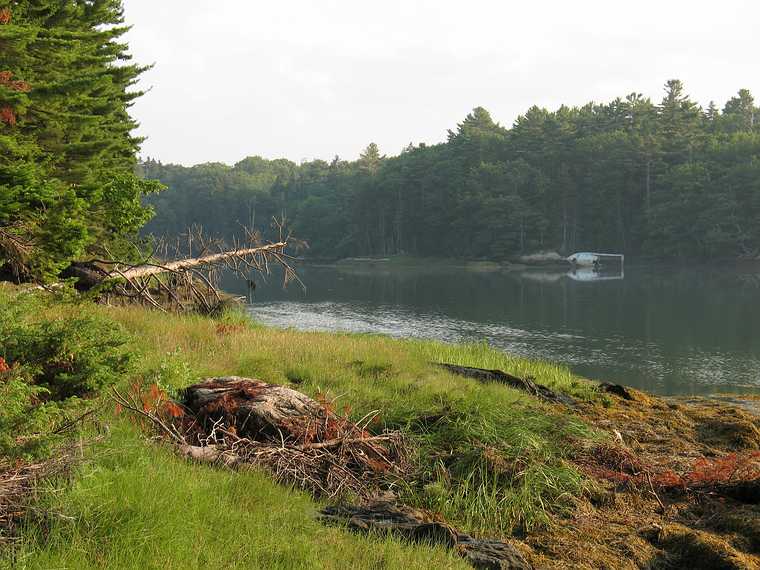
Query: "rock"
436 363 577 407
320 501 532 569
598 382 635 401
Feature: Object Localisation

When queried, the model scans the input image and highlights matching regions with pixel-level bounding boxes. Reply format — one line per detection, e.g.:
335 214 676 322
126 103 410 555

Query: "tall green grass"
3 298 601 567
5 422 467 570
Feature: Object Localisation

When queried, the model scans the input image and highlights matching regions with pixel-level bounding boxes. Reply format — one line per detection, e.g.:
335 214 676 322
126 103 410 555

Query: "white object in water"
567 252 624 269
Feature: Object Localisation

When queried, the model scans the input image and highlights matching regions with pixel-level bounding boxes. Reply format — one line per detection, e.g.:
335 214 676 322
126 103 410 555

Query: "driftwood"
436 363 577 407
320 500 532 570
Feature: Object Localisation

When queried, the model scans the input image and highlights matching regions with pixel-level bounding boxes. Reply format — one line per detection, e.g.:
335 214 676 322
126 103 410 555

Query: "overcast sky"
123 0 760 166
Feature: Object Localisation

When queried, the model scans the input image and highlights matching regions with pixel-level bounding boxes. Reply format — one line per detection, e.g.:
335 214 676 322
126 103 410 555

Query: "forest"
142 83 760 261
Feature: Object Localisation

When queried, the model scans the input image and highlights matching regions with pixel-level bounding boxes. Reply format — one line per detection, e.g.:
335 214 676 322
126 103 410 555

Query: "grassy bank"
1 289 598 569
4 288 759 569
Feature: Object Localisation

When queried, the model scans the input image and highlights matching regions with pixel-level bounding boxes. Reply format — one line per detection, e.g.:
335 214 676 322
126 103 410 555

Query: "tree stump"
181 376 326 441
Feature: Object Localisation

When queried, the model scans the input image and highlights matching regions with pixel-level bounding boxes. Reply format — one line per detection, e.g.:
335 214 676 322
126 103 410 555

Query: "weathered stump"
177 377 407 497
181 376 326 441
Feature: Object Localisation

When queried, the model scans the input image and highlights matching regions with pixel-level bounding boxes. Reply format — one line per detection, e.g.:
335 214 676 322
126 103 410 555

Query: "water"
223 262 760 396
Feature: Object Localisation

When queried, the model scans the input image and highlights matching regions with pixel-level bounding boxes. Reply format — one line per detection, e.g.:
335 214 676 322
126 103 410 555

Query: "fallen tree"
64 224 301 314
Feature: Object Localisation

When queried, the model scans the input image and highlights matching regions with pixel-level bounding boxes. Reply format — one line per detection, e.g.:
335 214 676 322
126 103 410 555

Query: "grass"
2 293 602 568
7 422 468 570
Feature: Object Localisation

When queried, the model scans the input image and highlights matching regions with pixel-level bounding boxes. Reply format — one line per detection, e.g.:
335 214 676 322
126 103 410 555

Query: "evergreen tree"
0 0 161 281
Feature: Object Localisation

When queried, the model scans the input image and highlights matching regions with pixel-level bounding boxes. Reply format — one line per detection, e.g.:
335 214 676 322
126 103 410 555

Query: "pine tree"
0 0 162 282
723 89 756 133
358 142 383 174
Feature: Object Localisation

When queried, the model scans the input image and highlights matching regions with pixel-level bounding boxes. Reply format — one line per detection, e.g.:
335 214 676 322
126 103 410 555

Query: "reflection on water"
221 263 760 396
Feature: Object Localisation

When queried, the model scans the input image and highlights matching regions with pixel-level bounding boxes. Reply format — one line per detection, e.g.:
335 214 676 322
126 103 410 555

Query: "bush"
0 292 133 400
0 290 133 457
0 365 63 457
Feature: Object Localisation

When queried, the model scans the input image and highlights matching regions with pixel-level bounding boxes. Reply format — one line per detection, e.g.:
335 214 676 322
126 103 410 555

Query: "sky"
122 0 760 166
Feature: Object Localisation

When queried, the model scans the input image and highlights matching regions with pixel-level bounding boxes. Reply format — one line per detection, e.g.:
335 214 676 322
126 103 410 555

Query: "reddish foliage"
0 71 31 93
164 401 185 418
118 381 185 423
214 323 245 336
0 357 9 373
578 444 760 494
655 452 760 490
0 107 16 127
0 8 10 25
649 469 682 488
689 452 760 483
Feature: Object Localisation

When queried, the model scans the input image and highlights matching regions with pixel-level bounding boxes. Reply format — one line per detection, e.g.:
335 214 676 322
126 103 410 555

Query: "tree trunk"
118 242 286 280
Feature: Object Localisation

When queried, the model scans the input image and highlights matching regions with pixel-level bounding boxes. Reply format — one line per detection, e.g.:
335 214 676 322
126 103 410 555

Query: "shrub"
0 365 63 457
0 292 133 400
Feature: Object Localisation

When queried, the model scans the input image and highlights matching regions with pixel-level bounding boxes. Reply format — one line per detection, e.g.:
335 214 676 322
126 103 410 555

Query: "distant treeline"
141 81 760 260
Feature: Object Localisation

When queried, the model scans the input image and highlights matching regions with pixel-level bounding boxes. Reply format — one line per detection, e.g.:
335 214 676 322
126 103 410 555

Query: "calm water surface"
225 263 760 396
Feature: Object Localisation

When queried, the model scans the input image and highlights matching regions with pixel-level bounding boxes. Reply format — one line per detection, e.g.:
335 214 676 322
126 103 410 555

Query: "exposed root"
320 499 533 570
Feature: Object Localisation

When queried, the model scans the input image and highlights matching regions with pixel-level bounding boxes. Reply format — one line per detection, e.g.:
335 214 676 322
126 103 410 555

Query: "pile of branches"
113 377 408 499
68 222 302 314
0 450 76 545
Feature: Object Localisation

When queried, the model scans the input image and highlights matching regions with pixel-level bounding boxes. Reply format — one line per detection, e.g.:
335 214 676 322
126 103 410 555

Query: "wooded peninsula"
143 86 760 262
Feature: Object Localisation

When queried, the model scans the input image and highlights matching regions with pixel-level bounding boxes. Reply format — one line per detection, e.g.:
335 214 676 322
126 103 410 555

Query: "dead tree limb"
117 242 287 280
68 222 303 313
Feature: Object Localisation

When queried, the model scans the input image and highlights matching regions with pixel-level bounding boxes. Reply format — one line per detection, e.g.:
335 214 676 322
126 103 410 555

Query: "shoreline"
2 287 759 569
305 253 760 270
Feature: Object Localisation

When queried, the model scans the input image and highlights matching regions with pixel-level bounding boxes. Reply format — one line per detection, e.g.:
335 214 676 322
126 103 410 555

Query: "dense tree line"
143 81 760 260
0 0 161 282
